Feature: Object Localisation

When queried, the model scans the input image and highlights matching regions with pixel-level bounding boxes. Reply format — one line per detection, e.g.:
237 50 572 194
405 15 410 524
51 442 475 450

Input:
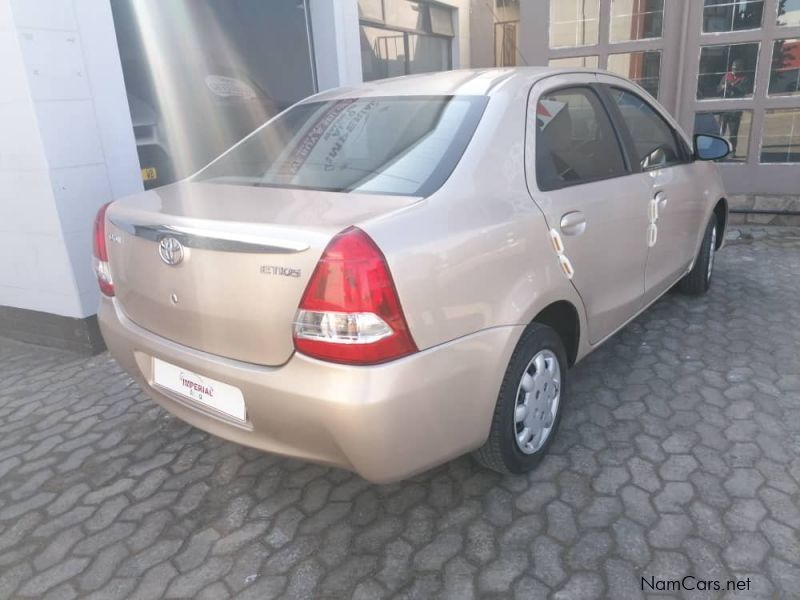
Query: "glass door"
540 0 686 112
678 0 800 195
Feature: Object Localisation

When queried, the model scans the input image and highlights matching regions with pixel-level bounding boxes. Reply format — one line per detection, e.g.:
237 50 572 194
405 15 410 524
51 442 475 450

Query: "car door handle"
560 211 586 236
655 191 668 209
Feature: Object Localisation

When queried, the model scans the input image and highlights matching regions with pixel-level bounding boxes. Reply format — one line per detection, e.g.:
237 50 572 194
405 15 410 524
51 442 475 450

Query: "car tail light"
92 202 114 297
293 227 417 365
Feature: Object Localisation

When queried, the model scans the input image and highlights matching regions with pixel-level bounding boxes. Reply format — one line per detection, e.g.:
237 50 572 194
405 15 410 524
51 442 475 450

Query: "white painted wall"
309 0 363 91
0 0 474 324
436 0 471 69
0 0 141 319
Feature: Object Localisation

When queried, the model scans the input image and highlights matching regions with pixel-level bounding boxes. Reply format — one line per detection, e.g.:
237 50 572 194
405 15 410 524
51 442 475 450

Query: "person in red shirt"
717 59 748 154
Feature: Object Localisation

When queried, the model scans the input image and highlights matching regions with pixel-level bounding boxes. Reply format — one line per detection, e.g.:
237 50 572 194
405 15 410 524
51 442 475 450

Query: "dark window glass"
535 87 627 190
194 96 488 196
430 5 454 36
694 110 752 161
761 109 800 162
768 39 800 96
360 22 452 82
702 0 764 32
610 88 684 169
610 0 664 42
361 25 407 81
697 43 758 99
777 0 800 26
408 34 451 74
110 0 316 190
607 50 662 98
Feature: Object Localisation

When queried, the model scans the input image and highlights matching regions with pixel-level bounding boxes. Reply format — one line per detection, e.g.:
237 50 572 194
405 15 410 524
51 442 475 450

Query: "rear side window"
609 87 685 170
535 87 627 191
194 95 488 197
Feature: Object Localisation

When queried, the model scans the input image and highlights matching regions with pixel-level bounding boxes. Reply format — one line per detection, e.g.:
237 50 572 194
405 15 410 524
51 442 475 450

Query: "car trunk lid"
105 181 419 366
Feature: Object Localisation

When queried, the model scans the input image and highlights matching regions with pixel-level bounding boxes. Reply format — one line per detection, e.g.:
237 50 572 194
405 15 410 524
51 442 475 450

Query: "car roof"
306 67 616 101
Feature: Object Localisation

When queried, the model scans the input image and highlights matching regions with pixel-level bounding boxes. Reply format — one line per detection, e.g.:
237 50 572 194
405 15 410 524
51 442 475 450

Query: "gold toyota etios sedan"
96 68 730 483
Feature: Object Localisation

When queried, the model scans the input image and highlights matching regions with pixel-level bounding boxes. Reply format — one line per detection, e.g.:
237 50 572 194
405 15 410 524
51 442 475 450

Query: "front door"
601 80 706 303
526 74 651 344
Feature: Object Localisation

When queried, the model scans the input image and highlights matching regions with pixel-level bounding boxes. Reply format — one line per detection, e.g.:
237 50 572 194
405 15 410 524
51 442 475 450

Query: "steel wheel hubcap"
514 349 561 455
707 224 717 281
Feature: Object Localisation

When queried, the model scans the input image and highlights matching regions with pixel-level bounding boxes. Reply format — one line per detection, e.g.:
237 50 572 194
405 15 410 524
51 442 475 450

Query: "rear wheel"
678 214 717 296
475 323 567 474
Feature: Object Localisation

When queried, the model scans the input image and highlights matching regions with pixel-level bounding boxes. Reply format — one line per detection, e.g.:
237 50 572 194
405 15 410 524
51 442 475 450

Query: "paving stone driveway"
1 227 799 600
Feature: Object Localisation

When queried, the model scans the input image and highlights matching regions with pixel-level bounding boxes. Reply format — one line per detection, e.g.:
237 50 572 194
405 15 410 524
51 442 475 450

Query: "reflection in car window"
194 95 488 197
535 87 627 191
610 88 683 170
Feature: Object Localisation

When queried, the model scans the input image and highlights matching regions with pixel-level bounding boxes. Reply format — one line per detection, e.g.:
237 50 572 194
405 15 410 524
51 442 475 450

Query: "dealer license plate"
152 358 246 421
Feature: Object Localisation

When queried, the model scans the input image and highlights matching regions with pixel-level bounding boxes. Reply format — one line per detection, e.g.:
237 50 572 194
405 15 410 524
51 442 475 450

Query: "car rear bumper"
99 298 523 483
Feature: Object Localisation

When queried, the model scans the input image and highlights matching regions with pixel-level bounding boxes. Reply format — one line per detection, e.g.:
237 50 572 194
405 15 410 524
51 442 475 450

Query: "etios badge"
158 237 184 266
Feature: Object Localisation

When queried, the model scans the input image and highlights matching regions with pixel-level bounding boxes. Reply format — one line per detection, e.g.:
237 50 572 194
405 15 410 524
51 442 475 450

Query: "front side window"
702 0 764 32
697 43 759 99
195 95 488 196
535 87 627 191
768 39 800 96
610 88 684 170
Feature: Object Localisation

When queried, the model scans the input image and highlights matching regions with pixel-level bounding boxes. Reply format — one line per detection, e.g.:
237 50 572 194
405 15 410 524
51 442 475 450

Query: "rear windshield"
193 95 488 197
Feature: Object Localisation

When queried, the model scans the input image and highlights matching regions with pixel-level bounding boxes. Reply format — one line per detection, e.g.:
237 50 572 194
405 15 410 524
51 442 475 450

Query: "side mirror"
694 134 731 161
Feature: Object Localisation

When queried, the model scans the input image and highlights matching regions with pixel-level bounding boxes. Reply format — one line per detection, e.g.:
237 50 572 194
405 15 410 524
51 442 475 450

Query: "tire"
678 213 718 296
474 323 568 475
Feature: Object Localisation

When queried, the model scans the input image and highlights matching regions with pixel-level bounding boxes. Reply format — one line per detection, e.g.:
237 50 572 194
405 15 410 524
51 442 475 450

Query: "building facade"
0 0 471 350
477 0 800 201
0 0 797 351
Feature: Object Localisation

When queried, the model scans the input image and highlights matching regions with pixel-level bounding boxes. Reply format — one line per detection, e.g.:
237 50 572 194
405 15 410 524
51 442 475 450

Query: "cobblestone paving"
1 227 799 600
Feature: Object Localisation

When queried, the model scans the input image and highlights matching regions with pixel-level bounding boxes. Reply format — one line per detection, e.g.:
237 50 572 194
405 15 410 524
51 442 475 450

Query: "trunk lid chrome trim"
109 217 310 254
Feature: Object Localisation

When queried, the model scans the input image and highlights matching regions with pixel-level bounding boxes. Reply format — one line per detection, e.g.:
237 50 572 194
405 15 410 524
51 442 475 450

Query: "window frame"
602 85 694 171
606 49 664 99
759 107 800 163
549 0 601 48
693 109 754 163
532 83 633 192
767 38 800 97
700 0 766 34
695 41 761 101
609 0 666 44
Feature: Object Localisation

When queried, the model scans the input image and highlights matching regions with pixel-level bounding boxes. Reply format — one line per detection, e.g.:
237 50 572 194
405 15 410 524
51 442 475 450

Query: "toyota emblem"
158 237 184 266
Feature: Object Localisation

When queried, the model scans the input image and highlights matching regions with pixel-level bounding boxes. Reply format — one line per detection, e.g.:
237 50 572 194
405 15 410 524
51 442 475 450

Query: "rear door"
600 80 705 304
526 74 651 344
